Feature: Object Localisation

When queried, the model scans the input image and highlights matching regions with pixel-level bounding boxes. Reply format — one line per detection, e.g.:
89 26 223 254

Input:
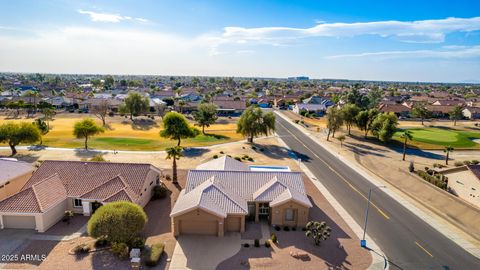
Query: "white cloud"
78 10 149 23
219 16 480 44
325 45 480 59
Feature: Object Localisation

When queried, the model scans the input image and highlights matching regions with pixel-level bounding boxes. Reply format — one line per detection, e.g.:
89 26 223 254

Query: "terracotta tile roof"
0 159 34 185
81 175 137 202
379 104 412 113
213 100 246 110
0 174 67 213
196 156 250 171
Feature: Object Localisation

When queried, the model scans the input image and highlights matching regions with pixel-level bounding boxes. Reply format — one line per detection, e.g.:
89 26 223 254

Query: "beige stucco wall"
66 197 84 214
444 170 480 208
225 215 245 232
0 171 33 201
271 201 309 227
1 214 36 229
37 199 68 232
172 208 224 237
136 169 160 207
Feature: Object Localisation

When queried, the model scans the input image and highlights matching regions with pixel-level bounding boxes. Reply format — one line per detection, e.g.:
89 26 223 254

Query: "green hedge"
145 243 165 266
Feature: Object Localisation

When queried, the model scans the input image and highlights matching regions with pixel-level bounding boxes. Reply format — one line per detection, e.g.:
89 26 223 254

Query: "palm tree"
166 146 183 184
444 146 454 165
400 130 413 161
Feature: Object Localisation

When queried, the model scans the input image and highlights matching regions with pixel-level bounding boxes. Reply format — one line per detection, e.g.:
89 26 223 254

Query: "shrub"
254 239 260 247
234 156 242 161
74 244 91 254
90 154 107 162
433 163 445 169
111 242 129 259
463 160 472 165
152 184 168 200
471 160 479 165
63 210 74 224
248 157 254 162
108 111 115 117
94 236 109 248
243 243 250 248
251 146 257 150
294 119 300 124
292 227 297 231
270 233 277 243
454 161 464 167
88 201 148 244
283 226 290 231
409 161 415 173
165 174 171 181
145 243 165 267
220 151 224 154
274 225 281 231
213 154 219 159
265 241 271 248
129 237 145 249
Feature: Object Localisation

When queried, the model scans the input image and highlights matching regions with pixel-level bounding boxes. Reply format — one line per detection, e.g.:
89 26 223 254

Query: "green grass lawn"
393 127 480 149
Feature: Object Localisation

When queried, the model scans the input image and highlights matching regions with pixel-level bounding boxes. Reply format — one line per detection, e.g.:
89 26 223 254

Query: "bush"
416 170 447 190
94 236 109 248
129 237 145 249
152 184 168 200
243 243 250 248
145 243 165 267
454 161 464 167
88 201 148 244
274 225 281 231
220 151 224 154
270 233 277 243
471 160 479 165
283 226 290 231
111 242 129 259
165 174 171 181
409 161 415 173
213 154 219 159
234 156 242 161
63 210 74 224
265 241 271 248
90 154 107 162
251 146 257 150
108 111 115 117
463 160 472 165
248 157 254 162
433 163 445 169
292 227 297 231
294 120 300 124
74 244 91 254
254 239 260 247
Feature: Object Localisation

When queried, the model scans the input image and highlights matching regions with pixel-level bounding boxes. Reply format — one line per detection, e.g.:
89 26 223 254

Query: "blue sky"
0 0 479 82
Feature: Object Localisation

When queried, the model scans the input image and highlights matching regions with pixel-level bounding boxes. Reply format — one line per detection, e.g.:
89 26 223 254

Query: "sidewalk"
275 110 480 259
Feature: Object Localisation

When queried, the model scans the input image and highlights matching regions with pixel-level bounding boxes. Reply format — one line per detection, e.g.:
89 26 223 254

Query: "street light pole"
361 185 386 248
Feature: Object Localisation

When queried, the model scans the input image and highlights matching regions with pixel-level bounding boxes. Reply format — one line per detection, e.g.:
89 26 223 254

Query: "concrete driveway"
169 233 241 270
0 229 36 269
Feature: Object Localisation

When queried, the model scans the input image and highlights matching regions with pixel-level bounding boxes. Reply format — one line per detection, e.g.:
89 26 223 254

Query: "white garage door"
3 215 36 229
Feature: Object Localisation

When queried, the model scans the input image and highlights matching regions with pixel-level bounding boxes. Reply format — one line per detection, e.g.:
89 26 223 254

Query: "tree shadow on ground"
203 133 229 140
182 147 210 157
130 118 159 131
254 143 311 162
344 143 387 158
391 147 445 160
0 153 39 163
27 145 47 151
73 149 109 158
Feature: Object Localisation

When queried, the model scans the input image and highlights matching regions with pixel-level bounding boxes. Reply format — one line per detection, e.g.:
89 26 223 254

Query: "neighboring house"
0 159 34 201
425 105 457 118
170 156 312 237
431 99 465 106
440 165 480 208
213 100 247 116
379 103 412 118
302 95 335 107
0 161 161 232
292 103 327 116
462 107 480 120
79 98 123 112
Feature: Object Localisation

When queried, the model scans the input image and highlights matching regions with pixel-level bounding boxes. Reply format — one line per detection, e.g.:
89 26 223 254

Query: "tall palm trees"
444 146 454 165
166 146 183 184
400 130 413 161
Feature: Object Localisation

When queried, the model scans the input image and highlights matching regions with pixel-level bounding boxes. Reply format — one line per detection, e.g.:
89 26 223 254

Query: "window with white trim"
285 209 294 221
73 198 82 208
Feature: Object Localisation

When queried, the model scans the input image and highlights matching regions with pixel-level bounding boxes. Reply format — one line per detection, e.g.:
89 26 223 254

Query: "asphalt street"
275 114 480 269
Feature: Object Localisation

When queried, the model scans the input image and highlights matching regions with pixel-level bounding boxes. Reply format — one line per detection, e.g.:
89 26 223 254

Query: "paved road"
275 115 480 269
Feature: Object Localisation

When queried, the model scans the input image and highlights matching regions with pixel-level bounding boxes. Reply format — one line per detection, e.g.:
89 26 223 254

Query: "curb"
276 133 388 270
275 110 480 259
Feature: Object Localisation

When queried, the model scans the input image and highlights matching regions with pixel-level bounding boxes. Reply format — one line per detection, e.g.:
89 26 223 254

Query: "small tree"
0 122 41 155
444 146 454 165
91 99 110 126
166 146 183 184
341 104 360 135
356 108 379 138
120 92 150 120
33 118 49 145
400 130 413 161
305 221 331 246
336 134 346 147
73 118 105 150
449 106 463 126
236 106 275 143
41 108 55 130
411 103 431 125
371 113 398 142
193 103 218 134
88 201 147 244
326 106 343 141
160 112 199 146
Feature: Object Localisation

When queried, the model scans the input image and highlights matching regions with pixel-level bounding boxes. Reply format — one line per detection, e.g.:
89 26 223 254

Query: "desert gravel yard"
216 175 372 270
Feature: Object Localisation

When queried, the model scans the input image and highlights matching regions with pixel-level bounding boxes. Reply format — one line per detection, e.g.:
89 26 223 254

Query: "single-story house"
0 159 34 201
440 165 480 208
462 107 480 120
213 100 246 116
425 105 458 118
379 103 412 118
0 160 161 232
170 156 312 237
292 103 327 116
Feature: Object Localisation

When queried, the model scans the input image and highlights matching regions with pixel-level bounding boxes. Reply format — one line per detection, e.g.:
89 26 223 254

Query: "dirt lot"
217 174 372 270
